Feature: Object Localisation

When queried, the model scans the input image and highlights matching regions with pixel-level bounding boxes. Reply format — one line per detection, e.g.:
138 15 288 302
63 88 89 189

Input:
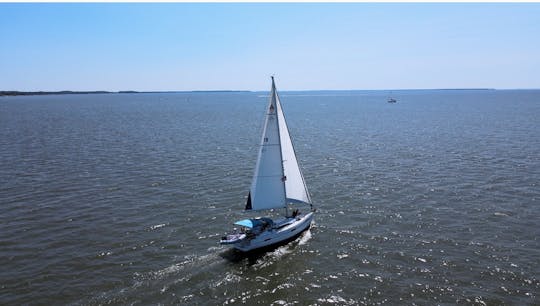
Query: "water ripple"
1 91 539 304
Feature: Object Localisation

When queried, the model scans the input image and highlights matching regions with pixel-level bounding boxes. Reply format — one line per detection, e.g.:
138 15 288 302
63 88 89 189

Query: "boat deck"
273 216 298 229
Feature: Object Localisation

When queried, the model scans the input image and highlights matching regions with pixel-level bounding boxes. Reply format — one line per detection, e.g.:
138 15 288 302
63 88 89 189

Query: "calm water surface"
1 90 539 305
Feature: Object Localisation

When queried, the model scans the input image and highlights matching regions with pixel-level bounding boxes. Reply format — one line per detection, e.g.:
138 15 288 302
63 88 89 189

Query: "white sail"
246 77 310 211
247 80 286 210
274 82 311 205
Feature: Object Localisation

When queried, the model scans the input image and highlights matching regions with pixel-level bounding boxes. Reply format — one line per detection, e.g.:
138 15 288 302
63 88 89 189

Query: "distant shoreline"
0 91 111 96
4 88 540 97
0 90 252 97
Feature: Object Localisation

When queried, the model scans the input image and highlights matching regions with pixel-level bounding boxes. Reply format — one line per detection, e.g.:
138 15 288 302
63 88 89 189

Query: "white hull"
233 212 313 252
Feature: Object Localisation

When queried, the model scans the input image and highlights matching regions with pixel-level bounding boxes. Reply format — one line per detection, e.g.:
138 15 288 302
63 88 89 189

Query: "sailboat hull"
233 212 314 252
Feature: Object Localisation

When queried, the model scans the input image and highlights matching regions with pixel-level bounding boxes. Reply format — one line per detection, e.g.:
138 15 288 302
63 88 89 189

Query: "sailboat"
220 77 315 252
387 91 397 103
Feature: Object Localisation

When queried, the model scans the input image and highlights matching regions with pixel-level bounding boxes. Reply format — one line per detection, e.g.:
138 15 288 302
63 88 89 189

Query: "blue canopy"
234 219 255 228
234 218 274 229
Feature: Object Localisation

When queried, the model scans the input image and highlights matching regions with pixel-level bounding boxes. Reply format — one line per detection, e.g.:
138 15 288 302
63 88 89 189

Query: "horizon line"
2 87 540 95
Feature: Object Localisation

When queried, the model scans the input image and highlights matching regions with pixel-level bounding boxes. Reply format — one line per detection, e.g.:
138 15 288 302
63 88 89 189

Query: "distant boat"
387 91 397 103
220 77 315 252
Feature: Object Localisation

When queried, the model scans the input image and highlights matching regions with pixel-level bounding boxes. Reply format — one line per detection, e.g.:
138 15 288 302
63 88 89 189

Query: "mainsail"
246 77 311 211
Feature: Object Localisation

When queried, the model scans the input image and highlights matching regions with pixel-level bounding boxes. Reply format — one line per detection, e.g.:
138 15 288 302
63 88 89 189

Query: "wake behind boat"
220 77 315 252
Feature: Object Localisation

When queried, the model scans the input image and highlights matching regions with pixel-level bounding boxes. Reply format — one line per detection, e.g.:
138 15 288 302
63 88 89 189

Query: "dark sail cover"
245 192 252 210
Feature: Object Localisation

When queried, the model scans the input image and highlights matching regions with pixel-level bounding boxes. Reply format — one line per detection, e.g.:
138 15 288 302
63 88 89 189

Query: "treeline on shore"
0 90 251 96
0 91 113 96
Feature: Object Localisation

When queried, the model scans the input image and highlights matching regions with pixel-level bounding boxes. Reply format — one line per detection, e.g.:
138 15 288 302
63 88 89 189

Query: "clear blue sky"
1 3 539 91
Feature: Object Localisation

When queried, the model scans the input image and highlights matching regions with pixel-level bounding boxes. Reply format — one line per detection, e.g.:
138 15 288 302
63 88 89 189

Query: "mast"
272 76 289 216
